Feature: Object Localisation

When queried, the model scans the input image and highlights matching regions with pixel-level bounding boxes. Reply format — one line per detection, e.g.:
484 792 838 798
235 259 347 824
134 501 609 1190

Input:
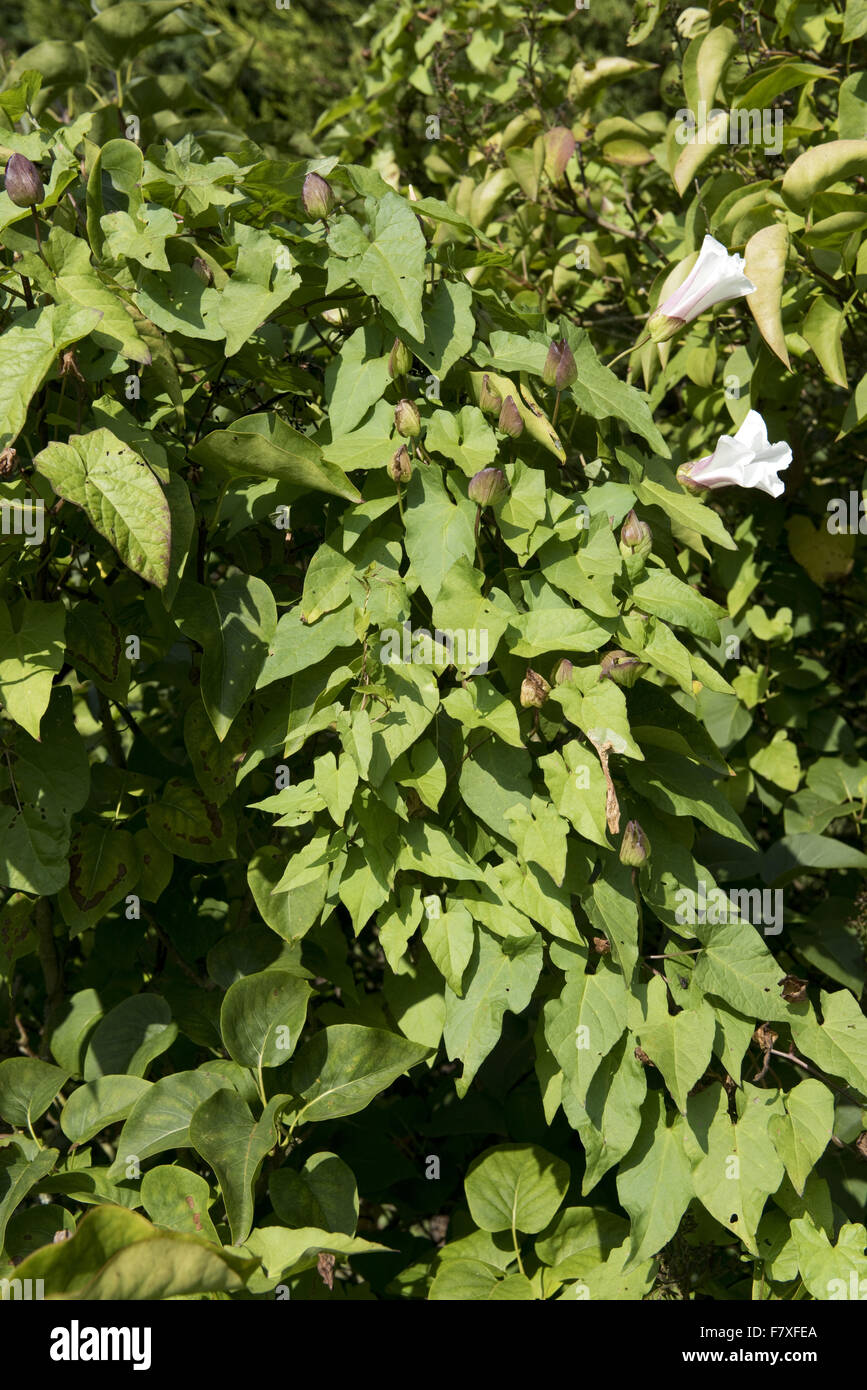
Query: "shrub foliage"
0 0 865 1302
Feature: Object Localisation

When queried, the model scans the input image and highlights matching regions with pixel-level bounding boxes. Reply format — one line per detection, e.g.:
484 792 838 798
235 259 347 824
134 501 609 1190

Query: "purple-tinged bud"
552 658 574 686
542 338 577 391
498 395 524 438
388 338 413 380
394 398 421 438
619 509 653 560
468 467 508 508
191 256 213 284
389 445 412 482
520 668 551 708
301 172 335 221
601 650 647 688
619 820 650 866
479 373 503 415
5 154 44 208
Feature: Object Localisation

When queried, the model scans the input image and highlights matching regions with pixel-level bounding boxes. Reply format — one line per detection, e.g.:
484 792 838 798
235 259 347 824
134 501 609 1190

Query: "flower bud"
520 668 551 708
647 310 686 344
5 154 44 208
479 373 503 415
394 398 421 438
619 820 649 867
600 650 647 688
498 395 524 438
191 256 213 284
388 337 413 380
619 510 653 560
552 657 573 686
301 171 335 221
468 467 508 508
675 461 707 495
542 338 577 391
389 445 412 482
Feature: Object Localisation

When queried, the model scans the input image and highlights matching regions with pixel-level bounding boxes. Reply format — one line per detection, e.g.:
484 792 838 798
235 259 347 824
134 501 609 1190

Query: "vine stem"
607 334 650 368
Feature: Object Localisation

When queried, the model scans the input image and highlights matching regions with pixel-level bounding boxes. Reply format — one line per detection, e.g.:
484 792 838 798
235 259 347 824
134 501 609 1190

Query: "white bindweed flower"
648 234 756 342
677 410 792 499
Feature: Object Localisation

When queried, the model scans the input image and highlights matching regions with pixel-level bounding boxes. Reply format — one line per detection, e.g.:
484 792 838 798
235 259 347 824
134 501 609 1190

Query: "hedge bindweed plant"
0 0 865 1303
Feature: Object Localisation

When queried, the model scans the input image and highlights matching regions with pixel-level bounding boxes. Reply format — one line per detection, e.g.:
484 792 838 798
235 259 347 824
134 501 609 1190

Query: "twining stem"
607 333 650 368
31 208 43 257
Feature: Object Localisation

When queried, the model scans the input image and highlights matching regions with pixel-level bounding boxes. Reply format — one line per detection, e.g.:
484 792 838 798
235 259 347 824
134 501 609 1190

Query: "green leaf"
220 969 311 1072
108 1070 229 1177
693 921 804 1022
269 1151 358 1236
299 544 355 623
241 1225 391 1288
83 994 177 1080
44 225 152 363
401 278 475 381
34 428 171 588
630 570 723 641
0 599 65 739
686 1083 785 1256
0 1058 68 1130
791 1215 867 1300
351 192 426 338
290 1024 430 1122
189 1088 286 1245
616 1091 694 1265
218 222 299 356
781 138 867 211
146 779 236 862
743 223 791 367
422 904 474 996
58 824 140 936
444 928 543 1098
768 1079 834 1196
140 1164 219 1242
0 304 101 451
189 413 361 502
802 293 847 387
636 1002 716 1113
569 332 669 456
13 1203 257 1298
464 1143 570 1234
544 960 629 1108
174 576 276 740
324 324 389 438
84 0 192 68
791 989 867 1096
404 469 476 604
60 1076 151 1145
0 1144 58 1251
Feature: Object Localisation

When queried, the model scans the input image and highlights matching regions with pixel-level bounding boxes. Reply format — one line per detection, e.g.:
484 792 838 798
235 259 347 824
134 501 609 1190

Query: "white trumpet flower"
677 410 792 499
648 234 756 342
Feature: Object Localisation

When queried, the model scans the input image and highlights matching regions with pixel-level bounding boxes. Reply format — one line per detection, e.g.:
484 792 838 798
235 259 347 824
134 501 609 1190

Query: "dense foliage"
0 0 866 1302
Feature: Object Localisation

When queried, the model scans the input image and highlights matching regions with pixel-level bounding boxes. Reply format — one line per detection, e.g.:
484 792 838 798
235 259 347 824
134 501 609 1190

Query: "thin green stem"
607 334 650 369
